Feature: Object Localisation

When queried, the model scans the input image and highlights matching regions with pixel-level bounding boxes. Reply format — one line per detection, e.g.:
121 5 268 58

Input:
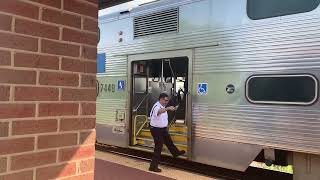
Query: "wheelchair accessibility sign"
197 83 208 95
118 80 125 92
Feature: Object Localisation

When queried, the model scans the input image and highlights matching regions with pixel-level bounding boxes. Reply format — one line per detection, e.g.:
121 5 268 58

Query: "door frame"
127 49 194 159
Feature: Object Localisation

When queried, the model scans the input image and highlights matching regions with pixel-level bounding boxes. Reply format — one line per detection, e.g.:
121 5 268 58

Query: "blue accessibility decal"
118 80 125 91
197 83 208 95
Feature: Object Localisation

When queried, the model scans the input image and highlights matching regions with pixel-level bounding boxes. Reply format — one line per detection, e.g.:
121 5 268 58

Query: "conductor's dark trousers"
149 126 180 169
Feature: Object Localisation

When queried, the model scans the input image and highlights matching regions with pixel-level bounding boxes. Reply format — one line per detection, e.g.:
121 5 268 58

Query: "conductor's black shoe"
149 167 162 173
173 150 186 158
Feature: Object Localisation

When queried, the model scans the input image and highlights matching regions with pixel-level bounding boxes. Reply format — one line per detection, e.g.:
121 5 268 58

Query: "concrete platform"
95 150 219 180
95 159 173 180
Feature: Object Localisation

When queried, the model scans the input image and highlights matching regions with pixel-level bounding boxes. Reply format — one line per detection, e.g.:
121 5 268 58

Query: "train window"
247 0 320 20
246 75 318 105
97 53 106 73
134 77 147 93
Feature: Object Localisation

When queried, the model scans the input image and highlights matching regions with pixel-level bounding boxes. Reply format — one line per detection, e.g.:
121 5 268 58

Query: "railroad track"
96 143 292 180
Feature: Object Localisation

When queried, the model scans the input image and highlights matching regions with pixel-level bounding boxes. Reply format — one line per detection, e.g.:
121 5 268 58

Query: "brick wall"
0 0 97 179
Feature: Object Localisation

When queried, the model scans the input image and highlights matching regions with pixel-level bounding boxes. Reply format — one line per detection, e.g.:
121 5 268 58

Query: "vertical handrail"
133 115 137 145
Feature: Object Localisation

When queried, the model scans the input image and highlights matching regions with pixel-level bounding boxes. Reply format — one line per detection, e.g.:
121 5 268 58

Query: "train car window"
134 77 147 93
246 75 318 105
97 53 106 73
247 0 320 20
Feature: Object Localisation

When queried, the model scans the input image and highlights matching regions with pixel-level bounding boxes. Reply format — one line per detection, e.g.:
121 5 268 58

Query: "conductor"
149 93 186 172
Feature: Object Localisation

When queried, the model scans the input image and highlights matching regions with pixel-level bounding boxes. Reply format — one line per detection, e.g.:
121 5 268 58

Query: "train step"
136 136 187 146
174 119 185 125
138 130 187 143
140 125 187 135
130 145 188 159
140 128 187 136
135 137 188 154
170 121 187 128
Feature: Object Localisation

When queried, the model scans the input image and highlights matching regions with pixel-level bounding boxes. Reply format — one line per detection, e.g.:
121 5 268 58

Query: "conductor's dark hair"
159 93 169 100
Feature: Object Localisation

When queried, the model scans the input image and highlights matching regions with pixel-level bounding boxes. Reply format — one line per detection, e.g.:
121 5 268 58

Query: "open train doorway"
130 56 189 158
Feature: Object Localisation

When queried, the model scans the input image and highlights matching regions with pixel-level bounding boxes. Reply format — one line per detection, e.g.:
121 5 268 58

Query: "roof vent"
134 8 178 38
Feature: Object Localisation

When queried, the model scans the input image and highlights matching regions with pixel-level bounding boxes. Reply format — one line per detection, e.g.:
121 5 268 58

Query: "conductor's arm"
157 106 176 116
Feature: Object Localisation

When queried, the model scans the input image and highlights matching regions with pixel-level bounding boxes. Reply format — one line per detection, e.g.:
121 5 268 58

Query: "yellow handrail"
133 115 148 138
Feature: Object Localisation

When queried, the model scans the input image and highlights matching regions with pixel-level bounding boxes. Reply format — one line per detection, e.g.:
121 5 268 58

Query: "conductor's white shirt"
150 102 168 128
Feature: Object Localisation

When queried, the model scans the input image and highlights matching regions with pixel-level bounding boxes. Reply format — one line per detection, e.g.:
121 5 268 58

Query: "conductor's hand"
166 106 176 111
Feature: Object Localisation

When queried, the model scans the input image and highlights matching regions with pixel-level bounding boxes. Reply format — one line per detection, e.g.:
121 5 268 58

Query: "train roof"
99 0 192 21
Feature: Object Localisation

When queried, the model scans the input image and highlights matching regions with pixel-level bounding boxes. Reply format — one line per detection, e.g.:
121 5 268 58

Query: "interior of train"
130 57 189 156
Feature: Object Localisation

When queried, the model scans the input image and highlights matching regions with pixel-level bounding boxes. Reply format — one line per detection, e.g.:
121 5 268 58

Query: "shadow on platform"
95 159 174 180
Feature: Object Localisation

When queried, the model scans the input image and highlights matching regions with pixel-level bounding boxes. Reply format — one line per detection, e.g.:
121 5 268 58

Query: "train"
96 0 320 179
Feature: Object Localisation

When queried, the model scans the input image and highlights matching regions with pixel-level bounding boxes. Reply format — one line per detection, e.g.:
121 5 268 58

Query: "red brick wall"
0 0 97 179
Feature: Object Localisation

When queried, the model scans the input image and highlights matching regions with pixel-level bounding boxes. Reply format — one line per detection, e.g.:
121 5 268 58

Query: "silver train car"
97 0 320 179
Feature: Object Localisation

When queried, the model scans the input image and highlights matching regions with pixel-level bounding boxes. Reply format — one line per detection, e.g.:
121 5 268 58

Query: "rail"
135 115 148 136
133 115 148 145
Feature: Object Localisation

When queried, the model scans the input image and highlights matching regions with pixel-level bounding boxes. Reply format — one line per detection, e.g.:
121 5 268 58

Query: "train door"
128 50 193 159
